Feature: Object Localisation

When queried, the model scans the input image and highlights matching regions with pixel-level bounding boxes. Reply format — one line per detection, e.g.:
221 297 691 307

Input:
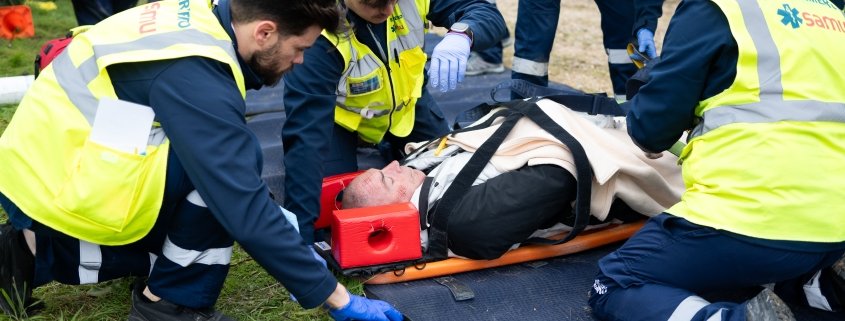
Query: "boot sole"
745 288 796 321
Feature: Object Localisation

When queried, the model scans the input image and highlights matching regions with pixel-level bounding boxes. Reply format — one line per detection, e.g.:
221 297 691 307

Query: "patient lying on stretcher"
342 98 685 260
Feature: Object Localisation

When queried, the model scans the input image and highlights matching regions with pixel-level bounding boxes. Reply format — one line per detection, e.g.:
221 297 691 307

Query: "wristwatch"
449 22 474 44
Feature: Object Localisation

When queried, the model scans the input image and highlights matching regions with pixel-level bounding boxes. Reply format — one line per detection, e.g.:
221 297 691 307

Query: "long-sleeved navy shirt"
282 0 507 244
106 0 336 308
625 0 737 153
633 0 665 35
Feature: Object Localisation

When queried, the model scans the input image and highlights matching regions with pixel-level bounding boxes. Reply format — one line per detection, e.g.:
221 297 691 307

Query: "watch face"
451 22 469 32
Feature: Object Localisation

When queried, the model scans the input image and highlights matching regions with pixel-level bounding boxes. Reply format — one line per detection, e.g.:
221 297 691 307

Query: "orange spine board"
363 221 645 285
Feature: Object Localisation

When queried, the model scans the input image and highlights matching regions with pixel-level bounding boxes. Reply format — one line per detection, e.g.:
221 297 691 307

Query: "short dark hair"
360 0 393 7
230 0 344 36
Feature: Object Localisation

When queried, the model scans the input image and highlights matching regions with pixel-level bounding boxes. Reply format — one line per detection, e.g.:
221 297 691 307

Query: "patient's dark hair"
230 0 345 36
341 180 374 209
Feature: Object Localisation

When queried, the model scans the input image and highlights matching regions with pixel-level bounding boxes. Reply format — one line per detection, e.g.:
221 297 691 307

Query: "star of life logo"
777 3 845 33
778 4 804 28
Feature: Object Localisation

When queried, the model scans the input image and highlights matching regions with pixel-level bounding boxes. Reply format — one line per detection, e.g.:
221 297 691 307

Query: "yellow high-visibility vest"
323 0 429 143
669 0 845 242
0 0 245 245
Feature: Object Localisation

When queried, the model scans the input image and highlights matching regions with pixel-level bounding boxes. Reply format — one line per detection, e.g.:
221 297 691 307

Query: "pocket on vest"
54 139 149 233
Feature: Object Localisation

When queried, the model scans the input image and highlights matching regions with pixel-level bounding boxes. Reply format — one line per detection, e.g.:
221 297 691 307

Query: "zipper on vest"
367 23 398 132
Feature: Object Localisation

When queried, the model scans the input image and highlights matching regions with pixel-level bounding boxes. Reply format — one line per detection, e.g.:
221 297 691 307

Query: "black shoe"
0 223 35 317
128 280 235 321
745 287 796 321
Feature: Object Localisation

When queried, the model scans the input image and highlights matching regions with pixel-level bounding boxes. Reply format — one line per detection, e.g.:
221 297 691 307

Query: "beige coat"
407 98 684 221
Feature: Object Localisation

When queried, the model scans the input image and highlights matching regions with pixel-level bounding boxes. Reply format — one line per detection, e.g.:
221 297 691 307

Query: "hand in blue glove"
428 32 471 92
631 28 657 61
328 292 404 321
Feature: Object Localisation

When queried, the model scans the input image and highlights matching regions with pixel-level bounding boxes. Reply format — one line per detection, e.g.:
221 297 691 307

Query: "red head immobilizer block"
317 171 363 229
331 202 422 269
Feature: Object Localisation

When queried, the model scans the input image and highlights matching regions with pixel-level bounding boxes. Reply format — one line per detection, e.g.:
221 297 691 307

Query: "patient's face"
355 161 426 205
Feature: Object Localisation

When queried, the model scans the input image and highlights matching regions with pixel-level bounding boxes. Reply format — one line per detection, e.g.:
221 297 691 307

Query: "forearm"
281 85 336 243
281 39 344 243
626 1 731 152
323 283 351 309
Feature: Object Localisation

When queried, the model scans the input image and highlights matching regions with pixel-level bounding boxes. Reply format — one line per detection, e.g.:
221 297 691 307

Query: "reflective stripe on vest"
690 0 845 139
0 0 245 245
327 0 429 143
50 28 239 146
691 100 845 139
668 0 845 242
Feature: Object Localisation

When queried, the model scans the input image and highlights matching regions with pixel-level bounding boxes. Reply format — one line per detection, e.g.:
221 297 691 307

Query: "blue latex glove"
428 32 471 92
632 28 657 61
328 292 404 321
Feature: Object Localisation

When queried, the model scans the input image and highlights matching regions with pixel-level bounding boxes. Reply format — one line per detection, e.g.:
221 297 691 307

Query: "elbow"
626 117 662 153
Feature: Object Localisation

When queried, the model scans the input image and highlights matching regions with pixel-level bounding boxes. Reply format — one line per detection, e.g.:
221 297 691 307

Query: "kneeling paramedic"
588 1 845 320
0 0 401 320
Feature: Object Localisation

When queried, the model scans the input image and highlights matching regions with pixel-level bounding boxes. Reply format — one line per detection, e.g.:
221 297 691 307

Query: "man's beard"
249 41 286 87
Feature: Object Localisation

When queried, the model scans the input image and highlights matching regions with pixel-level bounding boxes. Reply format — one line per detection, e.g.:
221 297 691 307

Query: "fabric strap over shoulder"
492 79 627 116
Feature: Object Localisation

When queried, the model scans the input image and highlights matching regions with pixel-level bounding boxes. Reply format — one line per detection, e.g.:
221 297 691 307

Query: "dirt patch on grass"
495 0 680 95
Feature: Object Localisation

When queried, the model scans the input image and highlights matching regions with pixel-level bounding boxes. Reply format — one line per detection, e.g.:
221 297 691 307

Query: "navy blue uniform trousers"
511 0 638 99
589 214 845 321
1 150 234 309
71 0 140 25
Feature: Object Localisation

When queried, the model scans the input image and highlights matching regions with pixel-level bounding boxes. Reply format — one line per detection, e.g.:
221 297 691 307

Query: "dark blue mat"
364 244 618 321
363 244 843 321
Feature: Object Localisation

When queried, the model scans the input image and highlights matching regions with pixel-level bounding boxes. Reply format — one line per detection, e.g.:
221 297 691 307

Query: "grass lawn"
0 1 350 320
